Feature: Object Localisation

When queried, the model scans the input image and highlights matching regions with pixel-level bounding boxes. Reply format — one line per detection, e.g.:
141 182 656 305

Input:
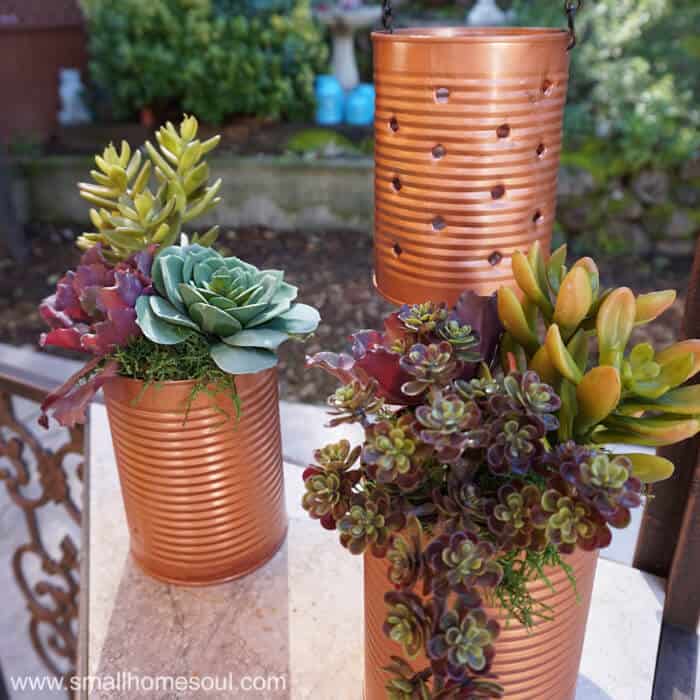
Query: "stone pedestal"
81 404 666 699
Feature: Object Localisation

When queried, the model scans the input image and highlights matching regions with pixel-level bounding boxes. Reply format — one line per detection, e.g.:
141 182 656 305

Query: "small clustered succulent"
39 115 320 428
303 247 700 698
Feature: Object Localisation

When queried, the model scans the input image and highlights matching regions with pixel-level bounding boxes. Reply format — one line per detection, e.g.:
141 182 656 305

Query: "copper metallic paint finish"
103 369 287 586
364 546 598 699
372 27 570 305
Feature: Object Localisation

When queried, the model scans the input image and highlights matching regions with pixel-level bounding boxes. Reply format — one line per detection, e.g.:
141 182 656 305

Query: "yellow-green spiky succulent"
497 242 700 483
77 115 222 261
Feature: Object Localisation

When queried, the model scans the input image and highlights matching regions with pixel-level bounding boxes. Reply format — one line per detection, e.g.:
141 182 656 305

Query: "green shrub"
513 0 700 169
81 0 327 124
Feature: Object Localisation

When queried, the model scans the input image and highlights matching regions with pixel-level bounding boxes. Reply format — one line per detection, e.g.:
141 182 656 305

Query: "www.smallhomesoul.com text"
9 672 288 694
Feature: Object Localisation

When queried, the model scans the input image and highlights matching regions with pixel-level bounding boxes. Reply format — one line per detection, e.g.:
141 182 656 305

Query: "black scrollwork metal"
0 371 84 697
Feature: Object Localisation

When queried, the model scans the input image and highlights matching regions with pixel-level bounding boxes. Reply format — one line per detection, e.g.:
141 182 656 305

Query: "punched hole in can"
491 184 506 200
392 176 402 192
496 124 511 139
432 216 446 231
488 251 503 266
536 143 546 158
542 79 554 96
389 117 399 132
533 210 543 224
435 87 450 103
393 242 403 257
432 144 446 159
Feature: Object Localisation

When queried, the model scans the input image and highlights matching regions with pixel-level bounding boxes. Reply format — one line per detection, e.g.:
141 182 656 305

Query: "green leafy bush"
81 0 327 123
513 0 700 169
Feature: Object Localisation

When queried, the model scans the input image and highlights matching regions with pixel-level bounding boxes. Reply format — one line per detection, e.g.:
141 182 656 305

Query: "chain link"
565 0 582 50
380 1 580 44
382 0 393 33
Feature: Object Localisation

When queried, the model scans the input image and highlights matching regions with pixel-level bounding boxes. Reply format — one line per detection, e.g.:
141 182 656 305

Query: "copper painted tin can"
103 369 287 586
372 27 570 305
364 546 598 699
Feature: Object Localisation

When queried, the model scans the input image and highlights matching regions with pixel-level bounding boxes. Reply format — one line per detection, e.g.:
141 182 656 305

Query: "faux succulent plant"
78 116 221 261
135 241 320 374
498 241 700 477
40 245 153 356
38 244 154 427
39 115 320 428
303 245 700 698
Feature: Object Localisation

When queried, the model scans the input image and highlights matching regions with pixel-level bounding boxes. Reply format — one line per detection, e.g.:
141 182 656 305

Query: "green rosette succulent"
135 242 320 374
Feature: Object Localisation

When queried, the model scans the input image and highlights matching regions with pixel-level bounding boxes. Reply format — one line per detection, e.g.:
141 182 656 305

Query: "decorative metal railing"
0 364 83 696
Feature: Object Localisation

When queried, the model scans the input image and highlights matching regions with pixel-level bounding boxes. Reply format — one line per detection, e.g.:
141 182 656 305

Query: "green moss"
109 334 240 419
286 129 359 157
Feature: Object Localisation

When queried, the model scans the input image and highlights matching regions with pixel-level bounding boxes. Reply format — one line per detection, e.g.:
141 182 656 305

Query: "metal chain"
382 0 393 33
565 0 582 50
381 1 579 43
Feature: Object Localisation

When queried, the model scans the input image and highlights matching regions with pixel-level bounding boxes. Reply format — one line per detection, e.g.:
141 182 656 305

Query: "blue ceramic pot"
315 75 344 126
345 83 375 126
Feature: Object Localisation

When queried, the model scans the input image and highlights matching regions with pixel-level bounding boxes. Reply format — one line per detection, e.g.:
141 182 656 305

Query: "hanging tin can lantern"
372 2 580 305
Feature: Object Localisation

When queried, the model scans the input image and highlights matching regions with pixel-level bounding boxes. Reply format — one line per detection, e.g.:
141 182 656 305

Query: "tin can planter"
373 27 570 305
103 368 287 586
364 547 598 699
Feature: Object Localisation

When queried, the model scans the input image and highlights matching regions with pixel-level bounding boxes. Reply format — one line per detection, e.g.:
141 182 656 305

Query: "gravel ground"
1 224 689 405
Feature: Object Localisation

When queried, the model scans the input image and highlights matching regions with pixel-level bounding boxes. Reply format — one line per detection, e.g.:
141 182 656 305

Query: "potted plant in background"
304 242 699 698
39 115 320 585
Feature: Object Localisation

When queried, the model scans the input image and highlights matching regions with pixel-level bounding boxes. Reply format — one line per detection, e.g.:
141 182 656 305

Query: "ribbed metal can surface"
103 369 287 586
372 27 570 305
364 546 597 699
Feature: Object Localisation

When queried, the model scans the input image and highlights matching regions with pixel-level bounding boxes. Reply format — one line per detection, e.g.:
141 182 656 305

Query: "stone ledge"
11 154 699 258
11 154 375 232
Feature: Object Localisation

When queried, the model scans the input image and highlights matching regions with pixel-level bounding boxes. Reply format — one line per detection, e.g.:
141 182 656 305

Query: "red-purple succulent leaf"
606 506 632 529
81 308 140 355
39 293 82 330
78 284 104 317
306 351 358 384
75 258 115 292
383 312 409 344
356 347 419 405
351 329 385 355
54 272 89 321
39 358 119 429
40 327 85 352
597 525 612 549
99 270 147 310
454 291 503 367
39 244 153 358
320 513 337 530
302 466 320 480
132 246 156 277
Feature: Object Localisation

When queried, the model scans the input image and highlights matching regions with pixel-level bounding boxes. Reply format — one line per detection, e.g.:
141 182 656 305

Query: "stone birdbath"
467 0 512 26
315 2 382 91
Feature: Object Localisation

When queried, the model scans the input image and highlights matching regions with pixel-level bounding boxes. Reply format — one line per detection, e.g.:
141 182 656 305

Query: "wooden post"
663 454 700 629
633 436 699 577
634 235 700 630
